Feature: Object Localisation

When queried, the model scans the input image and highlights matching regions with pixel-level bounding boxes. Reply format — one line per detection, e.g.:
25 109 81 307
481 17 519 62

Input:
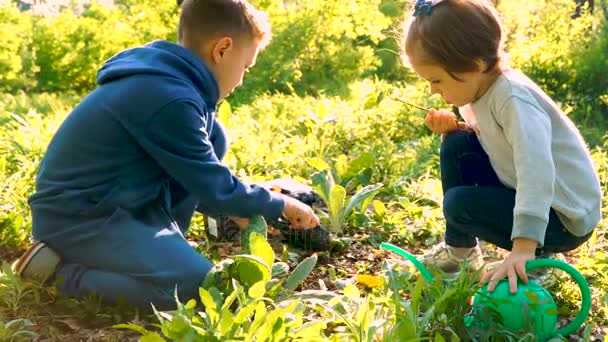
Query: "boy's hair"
178 0 271 50
402 0 504 80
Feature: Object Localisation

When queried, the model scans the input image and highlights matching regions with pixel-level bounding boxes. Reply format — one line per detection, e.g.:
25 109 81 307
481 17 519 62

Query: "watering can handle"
380 243 435 282
525 258 591 337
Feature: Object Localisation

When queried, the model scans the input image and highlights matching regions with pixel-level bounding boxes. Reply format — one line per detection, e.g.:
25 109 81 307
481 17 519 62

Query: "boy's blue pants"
50 196 211 310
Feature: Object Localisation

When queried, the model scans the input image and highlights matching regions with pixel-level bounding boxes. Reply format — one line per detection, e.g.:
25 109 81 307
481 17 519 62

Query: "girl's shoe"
418 242 484 274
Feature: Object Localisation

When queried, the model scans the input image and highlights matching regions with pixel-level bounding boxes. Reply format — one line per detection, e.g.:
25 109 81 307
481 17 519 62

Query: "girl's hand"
281 195 320 229
425 108 459 134
481 238 537 293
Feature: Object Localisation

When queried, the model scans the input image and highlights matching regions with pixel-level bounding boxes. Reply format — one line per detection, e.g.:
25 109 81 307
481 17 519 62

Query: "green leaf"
221 285 242 311
372 200 386 216
335 154 348 183
234 299 261 324
249 232 275 268
217 100 231 126
199 288 219 324
248 281 267 299
306 157 331 171
285 254 318 291
342 183 383 219
329 185 346 224
242 215 267 249
219 310 235 336
271 262 290 278
112 323 150 335
168 313 191 335
231 255 272 287
343 153 374 181
141 333 167 342
343 284 360 299
375 90 386 105
311 170 334 204
292 321 327 338
434 333 446 342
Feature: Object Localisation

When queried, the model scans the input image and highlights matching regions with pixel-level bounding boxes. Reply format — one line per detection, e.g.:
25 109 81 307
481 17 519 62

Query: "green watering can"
380 242 592 339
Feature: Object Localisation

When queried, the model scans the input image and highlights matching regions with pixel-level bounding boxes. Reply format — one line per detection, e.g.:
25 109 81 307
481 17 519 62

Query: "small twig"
389 97 429 112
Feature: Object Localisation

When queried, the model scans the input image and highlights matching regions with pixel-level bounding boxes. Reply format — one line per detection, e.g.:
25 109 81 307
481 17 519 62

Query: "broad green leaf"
234 299 261 324
335 154 348 183
248 281 267 299
311 170 334 204
292 321 327 338
364 92 378 109
199 288 219 324
271 262 290 278
355 168 373 186
249 232 275 268
255 300 267 318
141 333 167 342
306 157 330 171
242 215 267 249
343 153 374 181
184 299 196 310
168 313 191 335
231 255 272 288
113 323 150 334
221 284 242 311
343 284 360 299
375 90 386 105
219 310 235 336
434 333 446 342
342 183 383 219
329 185 346 223
372 200 386 216
285 254 318 291
216 100 231 126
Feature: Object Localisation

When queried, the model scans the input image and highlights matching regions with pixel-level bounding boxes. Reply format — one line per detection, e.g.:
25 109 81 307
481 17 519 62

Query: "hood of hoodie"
97 40 220 107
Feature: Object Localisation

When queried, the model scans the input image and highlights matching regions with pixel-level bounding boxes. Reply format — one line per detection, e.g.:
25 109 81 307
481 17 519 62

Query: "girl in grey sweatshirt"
401 0 601 294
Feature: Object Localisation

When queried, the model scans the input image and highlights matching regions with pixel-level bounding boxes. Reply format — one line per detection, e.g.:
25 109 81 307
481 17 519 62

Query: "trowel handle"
380 243 435 282
526 258 592 337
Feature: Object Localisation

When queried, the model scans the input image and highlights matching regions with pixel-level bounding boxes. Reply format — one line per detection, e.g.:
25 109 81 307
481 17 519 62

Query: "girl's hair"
178 0 271 50
402 0 505 80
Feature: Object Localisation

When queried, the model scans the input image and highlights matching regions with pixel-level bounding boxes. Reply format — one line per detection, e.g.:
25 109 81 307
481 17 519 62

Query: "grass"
0 86 607 341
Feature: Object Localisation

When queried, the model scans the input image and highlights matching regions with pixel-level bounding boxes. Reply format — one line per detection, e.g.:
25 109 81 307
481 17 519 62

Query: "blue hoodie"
29 40 284 244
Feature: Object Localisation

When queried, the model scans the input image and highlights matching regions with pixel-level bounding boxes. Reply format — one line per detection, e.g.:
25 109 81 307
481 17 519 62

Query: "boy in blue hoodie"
12 0 319 310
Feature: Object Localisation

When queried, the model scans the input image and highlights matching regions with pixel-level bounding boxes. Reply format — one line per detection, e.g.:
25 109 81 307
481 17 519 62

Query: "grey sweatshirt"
459 69 601 246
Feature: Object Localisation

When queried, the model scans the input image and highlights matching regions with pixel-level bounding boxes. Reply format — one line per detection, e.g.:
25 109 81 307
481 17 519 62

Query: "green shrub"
231 0 391 104
31 5 138 92
0 4 33 91
499 0 607 144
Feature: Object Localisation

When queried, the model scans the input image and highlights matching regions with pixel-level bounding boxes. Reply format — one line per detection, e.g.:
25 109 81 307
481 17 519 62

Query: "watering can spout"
380 242 434 282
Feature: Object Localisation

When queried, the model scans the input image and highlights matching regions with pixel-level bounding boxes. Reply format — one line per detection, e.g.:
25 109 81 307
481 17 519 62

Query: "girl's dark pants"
440 130 591 255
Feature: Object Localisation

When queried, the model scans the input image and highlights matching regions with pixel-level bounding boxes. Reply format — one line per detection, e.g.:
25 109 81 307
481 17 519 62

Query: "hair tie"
413 0 434 16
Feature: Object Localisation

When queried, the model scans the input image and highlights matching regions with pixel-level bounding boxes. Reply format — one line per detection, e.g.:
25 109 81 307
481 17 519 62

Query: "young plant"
0 318 37 342
116 227 325 341
310 169 382 233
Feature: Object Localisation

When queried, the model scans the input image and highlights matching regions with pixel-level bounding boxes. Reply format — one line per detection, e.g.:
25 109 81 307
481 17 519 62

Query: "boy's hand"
481 238 537 293
281 195 320 229
425 108 459 134
228 217 250 230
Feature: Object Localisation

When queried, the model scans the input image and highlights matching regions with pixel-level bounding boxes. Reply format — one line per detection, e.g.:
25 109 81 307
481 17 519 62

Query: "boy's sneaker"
11 241 61 283
419 242 484 274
